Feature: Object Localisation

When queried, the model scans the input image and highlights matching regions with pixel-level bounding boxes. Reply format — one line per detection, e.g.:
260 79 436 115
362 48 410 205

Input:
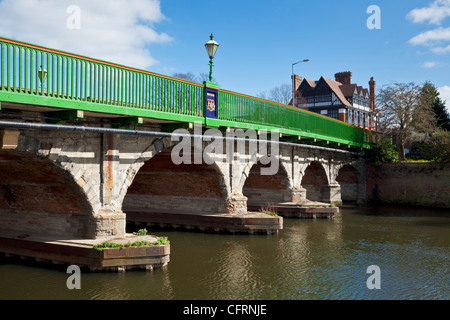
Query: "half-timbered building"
292 71 379 130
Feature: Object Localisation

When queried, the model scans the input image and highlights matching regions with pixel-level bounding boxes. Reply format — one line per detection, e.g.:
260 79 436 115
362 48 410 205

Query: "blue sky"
150 0 450 104
0 0 449 108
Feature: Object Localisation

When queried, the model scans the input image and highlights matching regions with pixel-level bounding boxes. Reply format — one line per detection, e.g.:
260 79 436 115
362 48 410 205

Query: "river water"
0 204 448 300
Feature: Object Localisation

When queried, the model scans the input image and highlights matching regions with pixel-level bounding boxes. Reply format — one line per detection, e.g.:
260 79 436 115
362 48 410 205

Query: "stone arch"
336 164 362 203
242 159 292 211
10 131 130 239
115 136 176 208
238 153 292 193
15 131 103 211
0 149 94 238
300 160 330 202
121 138 232 219
117 136 231 208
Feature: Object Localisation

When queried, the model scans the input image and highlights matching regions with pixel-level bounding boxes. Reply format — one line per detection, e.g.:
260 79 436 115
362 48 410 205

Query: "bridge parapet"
0 36 372 150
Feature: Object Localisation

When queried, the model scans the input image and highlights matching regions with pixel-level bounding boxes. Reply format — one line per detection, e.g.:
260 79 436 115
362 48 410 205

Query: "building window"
328 109 338 119
315 94 332 103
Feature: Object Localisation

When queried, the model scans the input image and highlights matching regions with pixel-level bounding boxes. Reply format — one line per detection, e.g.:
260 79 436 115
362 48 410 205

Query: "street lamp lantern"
38 65 48 90
292 59 309 107
205 33 219 82
38 65 47 83
205 33 219 59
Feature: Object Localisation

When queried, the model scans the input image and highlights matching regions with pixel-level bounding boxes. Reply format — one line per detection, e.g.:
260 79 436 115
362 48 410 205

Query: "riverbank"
366 163 450 208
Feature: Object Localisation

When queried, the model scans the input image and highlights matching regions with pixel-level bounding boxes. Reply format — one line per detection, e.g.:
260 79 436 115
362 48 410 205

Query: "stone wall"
301 161 329 202
123 151 229 215
336 165 359 202
0 118 368 240
339 182 358 202
366 163 450 208
243 163 291 209
0 150 93 237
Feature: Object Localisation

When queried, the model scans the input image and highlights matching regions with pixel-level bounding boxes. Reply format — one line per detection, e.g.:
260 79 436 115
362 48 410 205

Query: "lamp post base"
203 81 219 88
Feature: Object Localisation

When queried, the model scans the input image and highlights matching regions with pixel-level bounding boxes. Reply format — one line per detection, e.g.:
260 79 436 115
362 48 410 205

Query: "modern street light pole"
291 59 309 107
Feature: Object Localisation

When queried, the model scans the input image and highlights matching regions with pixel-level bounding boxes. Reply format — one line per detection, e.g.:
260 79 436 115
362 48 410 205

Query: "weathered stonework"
0 120 367 240
0 129 20 149
91 209 126 239
366 163 450 208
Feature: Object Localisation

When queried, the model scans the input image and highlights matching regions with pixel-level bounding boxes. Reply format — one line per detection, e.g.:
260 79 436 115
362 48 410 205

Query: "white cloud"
421 61 439 68
438 86 450 112
407 0 450 25
0 0 173 69
431 44 450 54
408 27 450 46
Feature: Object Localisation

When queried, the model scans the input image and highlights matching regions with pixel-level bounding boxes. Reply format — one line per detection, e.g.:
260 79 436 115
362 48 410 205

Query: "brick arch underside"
243 162 291 211
0 150 93 238
122 147 229 216
336 165 359 202
301 161 329 202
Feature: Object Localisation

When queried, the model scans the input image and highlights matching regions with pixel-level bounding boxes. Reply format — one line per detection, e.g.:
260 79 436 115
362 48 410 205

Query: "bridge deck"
0 36 372 149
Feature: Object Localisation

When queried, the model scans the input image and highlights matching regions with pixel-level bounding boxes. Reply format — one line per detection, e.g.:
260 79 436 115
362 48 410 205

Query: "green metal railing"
0 37 204 123
0 37 371 148
217 89 371 147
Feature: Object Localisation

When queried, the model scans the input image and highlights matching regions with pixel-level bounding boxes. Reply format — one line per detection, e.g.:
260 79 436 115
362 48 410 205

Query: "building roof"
320 77 352 107
363 88 369 98
357 86 363 95
297 74 373 109
339 83 357 98
303 78 318 88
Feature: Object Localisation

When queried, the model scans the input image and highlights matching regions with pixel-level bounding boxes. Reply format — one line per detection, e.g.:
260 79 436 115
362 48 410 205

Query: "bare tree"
172 72 218 85
173 72 198 82
377 82 437 161
269 83 291 105
199 72 217 84
255 91 267 100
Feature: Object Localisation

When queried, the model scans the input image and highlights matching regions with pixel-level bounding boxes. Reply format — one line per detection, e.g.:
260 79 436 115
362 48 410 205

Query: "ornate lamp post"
204 33 219 86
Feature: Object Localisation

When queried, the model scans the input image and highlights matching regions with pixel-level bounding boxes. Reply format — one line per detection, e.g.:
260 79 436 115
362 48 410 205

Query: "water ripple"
1 205 448 300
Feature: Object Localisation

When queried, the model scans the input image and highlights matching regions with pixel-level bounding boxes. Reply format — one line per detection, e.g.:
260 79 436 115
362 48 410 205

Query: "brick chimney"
291 74 303 107
369 76 376 111
291 74 302 91
335 71 352 85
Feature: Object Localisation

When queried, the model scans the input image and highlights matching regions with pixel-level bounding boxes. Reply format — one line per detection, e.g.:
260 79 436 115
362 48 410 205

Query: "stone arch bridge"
0 122 366 239
0 36 371 241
